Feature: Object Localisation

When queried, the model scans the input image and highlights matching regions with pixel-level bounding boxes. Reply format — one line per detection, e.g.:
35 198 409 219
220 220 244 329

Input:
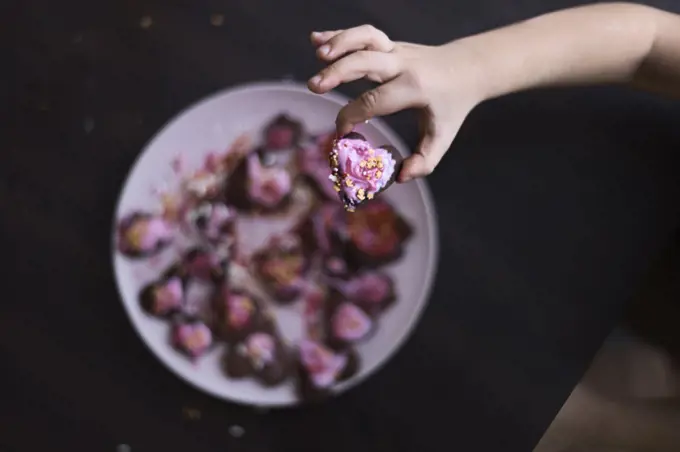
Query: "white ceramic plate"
112 81 438 406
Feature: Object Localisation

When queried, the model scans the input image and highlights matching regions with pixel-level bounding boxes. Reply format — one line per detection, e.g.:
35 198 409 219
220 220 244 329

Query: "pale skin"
307 2 680 182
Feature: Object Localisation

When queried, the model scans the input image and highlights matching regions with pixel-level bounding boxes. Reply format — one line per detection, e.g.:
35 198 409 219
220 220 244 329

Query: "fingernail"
309 75 322 86
318 45 330 56
311 31 321 37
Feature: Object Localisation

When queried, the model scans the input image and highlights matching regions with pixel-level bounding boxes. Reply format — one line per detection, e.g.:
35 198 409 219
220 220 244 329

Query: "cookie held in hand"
329 132 402 212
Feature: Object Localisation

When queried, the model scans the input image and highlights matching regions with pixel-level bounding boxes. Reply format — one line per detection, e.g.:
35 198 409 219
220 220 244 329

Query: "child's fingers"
310 30 343 46
316 25 394 60
399 128 454 182
307 51 400 93
335 77 420 136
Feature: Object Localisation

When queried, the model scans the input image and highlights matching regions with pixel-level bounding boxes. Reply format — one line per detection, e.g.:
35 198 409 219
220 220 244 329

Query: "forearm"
451 3 680 100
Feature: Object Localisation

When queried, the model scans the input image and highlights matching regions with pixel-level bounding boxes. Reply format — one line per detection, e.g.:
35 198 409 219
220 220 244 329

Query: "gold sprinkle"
210 14 224 26
375 171 382 179
359 161 366 168
139 16 153 29
357 188 365 200
344 177 353 187
367 192 374 200
333 185 341 192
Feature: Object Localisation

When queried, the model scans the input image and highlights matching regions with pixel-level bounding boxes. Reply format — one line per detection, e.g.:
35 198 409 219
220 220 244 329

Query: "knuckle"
360 24 379 35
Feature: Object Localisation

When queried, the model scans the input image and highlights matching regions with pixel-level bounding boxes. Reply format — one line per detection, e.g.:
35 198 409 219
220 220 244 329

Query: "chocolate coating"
296 347 359 403
223 333 291 387
212 287 274 343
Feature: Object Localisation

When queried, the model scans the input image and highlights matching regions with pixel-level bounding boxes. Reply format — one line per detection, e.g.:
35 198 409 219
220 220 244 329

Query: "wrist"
437 38 492 107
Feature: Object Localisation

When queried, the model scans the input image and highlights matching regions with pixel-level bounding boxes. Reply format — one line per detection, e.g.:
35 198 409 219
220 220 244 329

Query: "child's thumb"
398 132 451 182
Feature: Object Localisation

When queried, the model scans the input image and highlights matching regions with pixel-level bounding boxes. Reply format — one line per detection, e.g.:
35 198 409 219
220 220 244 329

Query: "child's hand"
307 26 484 182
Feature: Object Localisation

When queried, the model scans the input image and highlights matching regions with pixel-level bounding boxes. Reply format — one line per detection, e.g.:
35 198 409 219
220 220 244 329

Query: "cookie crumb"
140 16 153 29
183 407 202 420
83 117 95 134
210 14 224 26
229 425 245 437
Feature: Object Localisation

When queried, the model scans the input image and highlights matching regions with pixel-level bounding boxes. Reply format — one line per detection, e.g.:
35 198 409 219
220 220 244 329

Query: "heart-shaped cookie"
328 132 402 212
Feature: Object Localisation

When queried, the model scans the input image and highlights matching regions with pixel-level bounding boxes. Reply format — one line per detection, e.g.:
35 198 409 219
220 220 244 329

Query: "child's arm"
309 3 680 180
462 2 680 99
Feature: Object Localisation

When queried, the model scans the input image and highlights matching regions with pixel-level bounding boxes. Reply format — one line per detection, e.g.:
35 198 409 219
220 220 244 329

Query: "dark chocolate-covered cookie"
334 199 413 270
294 203 345 258
171 316 214 360
252 233 310 303
296 340 360 403
263 114 304 151
223 332 291 387
224 151 293 214
212 285 274 343
328 133 402 212
323 294 375 351
325 272 396 317
117 212 173 258
139 273 185 318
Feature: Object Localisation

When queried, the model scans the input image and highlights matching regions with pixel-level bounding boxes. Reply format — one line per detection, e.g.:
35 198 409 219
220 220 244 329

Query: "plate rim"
111 80 439 407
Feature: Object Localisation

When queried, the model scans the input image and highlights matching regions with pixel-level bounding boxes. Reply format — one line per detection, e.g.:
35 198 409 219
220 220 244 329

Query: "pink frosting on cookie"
120 215 173 253
244 333 276 369
153 277 183 315
246 153 292 208
330 138 397 208
173 322 212 357
299 340 347 388
226 292 255 328
332 303 372 342
299 134 341 200
332 273 391 304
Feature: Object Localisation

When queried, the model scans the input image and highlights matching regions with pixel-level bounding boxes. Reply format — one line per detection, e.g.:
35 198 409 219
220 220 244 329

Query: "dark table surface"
4 0 680 451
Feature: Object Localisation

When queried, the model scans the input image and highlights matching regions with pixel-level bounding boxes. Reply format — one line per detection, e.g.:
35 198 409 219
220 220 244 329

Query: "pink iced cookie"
172 320 213 359
140 276 184 317
331 303 372 343
296 339 360 402
328 132 401 212
299 340 347 388
117 212 173 258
